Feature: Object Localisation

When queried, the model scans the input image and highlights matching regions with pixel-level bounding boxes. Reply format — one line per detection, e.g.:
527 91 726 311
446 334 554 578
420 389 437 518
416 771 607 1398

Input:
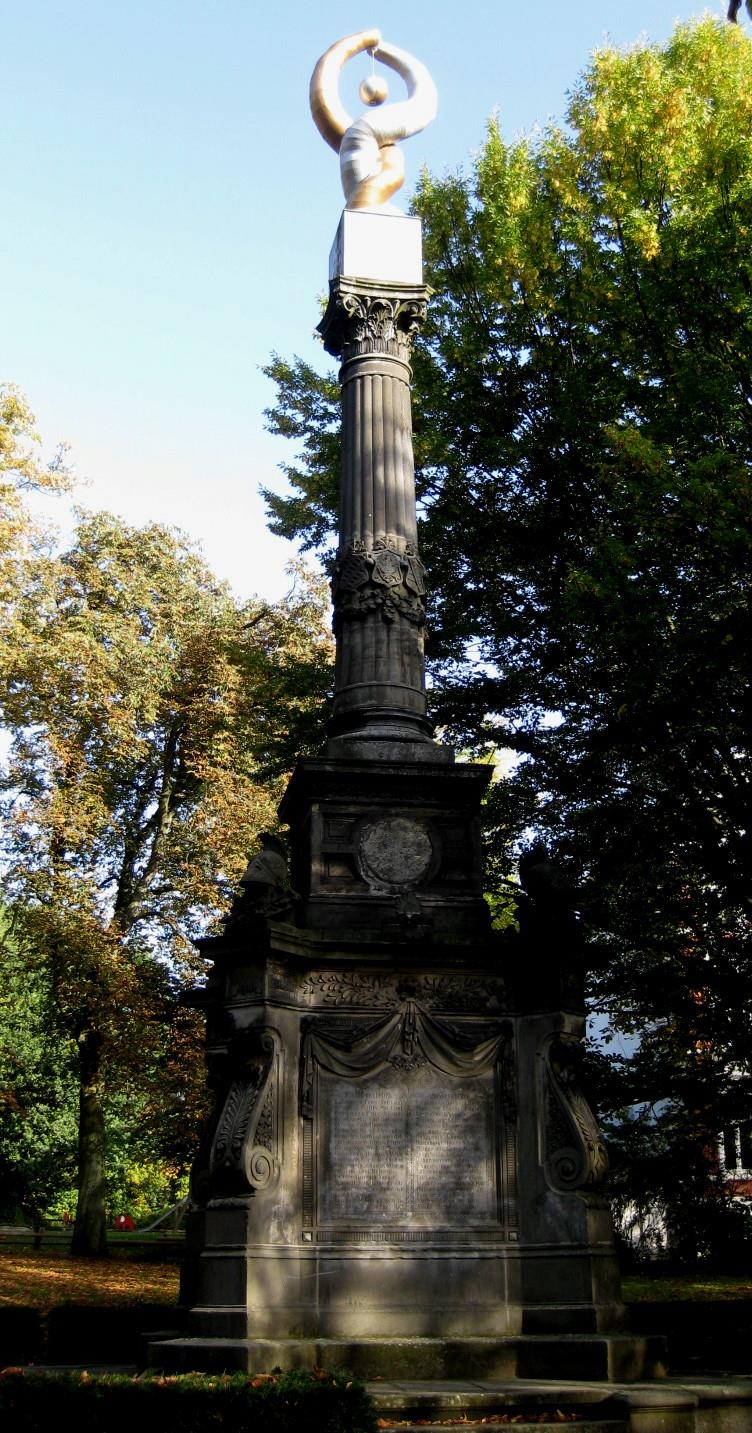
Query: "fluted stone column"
319 276 448 761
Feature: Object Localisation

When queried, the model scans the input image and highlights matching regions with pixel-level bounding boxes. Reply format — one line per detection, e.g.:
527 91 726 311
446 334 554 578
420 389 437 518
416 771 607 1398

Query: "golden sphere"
359 74 389 106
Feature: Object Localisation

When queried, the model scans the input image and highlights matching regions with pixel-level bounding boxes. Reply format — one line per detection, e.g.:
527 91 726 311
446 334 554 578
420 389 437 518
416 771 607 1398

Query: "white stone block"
329 210 423 285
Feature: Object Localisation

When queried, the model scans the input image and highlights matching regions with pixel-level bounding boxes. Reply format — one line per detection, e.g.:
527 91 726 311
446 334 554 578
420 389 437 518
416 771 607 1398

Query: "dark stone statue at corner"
516 841 585 1009
224 833 295 924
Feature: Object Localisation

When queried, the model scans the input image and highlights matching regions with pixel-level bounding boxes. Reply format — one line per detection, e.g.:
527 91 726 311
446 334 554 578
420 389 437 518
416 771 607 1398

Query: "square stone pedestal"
153 756 659 1382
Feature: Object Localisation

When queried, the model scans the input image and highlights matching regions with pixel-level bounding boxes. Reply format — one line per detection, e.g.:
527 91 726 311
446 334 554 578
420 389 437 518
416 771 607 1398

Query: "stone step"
367 1378 752 1433
369 1382 626 1427
372 1424 624 1432
150 1333 667 1381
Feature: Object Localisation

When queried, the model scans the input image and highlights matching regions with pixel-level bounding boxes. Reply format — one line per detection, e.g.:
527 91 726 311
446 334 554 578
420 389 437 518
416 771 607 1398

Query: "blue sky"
3 1 731 599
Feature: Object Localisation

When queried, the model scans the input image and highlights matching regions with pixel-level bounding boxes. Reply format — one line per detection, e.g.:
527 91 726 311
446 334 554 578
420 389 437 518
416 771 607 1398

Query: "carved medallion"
358 816 434 888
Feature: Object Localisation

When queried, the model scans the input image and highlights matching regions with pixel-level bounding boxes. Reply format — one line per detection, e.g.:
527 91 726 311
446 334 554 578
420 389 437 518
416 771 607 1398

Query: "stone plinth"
278 757 491 940
159 724 655 1376
158 843 641 1376
329 210 423 285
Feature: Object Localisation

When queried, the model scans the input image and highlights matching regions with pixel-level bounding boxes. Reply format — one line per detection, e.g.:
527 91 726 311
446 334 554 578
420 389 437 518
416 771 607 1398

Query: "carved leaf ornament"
209 1033 280 1194
319 284 428 360
337 292 427 356
542 1034 608 1192
300 999 506 1118
300 970 508 1011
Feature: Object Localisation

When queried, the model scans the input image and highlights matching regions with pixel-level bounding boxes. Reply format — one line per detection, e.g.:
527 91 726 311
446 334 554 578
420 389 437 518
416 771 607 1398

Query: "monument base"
150 1332 667 1382
176 754 635 1390
367 1378 752 1433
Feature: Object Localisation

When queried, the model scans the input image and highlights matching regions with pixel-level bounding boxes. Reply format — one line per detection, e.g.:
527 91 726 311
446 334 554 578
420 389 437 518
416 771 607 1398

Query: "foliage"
262 357 340 556
0 905 208 1227
0 1368 378 1433
0 913 78 1226
263 18 752 1254
0 492 333 1251
3 512 332 948
0 383 71 602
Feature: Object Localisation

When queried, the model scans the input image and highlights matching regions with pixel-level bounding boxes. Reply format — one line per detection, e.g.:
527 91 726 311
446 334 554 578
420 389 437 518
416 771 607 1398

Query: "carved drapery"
541 1032 608 1192
300 1000 507 1118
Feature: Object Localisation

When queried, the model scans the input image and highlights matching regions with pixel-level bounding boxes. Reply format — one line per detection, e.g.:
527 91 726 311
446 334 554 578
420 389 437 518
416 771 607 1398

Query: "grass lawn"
2 1247 752 1312
622 1273 752 1301
0 1247 179 1311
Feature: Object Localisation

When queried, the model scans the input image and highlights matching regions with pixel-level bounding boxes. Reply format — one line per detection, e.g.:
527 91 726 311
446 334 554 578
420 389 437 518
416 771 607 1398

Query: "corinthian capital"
318 277 429 361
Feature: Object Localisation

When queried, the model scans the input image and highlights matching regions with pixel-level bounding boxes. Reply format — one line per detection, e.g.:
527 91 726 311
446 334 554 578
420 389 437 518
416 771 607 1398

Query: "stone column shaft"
319 277 439 757
340 355 418 551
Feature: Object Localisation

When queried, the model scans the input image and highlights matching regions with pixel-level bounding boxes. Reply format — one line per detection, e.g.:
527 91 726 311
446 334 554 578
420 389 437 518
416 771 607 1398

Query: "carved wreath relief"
357 816 434 889
332 538 426 630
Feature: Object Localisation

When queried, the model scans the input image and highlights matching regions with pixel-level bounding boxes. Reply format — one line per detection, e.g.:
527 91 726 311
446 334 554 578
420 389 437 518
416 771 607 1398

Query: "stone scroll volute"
208 1030 282 1196
540 1032 608 1193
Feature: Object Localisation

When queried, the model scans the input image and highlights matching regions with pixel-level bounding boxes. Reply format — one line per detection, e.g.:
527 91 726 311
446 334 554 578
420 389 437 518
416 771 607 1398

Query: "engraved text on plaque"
316 1062 498 1227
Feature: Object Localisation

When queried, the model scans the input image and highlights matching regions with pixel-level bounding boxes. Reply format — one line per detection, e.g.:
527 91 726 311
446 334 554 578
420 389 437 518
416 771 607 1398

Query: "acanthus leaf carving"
208 1030 281 1194
542 1033 608 1192
321 288 428 360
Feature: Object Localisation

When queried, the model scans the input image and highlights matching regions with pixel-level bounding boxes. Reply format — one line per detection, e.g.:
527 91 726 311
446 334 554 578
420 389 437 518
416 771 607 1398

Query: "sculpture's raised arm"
362 38 438 147
309 29 381 153
310 30 438 211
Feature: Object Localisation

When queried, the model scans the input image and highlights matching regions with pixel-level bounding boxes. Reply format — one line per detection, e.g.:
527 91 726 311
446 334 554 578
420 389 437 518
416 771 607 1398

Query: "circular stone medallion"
358 817 434 888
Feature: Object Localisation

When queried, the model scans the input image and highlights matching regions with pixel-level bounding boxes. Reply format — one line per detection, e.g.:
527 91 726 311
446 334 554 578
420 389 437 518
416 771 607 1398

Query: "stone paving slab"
366 1376 752 1431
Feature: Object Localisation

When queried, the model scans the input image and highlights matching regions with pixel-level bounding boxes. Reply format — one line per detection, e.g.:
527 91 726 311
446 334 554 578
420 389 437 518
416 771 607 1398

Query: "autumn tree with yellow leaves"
0 390 333 1253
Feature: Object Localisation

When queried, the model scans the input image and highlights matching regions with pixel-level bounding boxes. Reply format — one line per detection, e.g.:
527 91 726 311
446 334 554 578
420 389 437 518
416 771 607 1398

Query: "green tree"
0 904 209 1232
0 909 79 1228
1 509 333 1253
264 18 752 1252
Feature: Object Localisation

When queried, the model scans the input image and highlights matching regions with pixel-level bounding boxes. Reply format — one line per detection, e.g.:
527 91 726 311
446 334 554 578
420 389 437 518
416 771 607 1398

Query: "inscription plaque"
316 1061 499 1227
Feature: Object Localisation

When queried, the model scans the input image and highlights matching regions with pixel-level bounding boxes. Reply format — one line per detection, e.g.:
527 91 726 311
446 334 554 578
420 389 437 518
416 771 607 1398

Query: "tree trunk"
71 1028 109 1256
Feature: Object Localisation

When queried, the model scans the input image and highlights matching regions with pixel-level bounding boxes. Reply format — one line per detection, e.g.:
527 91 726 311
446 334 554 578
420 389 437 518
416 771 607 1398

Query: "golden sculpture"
310 30 438 212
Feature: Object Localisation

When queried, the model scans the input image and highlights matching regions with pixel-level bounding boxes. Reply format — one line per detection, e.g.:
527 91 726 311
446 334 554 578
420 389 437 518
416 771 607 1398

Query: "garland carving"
332 539 426 629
